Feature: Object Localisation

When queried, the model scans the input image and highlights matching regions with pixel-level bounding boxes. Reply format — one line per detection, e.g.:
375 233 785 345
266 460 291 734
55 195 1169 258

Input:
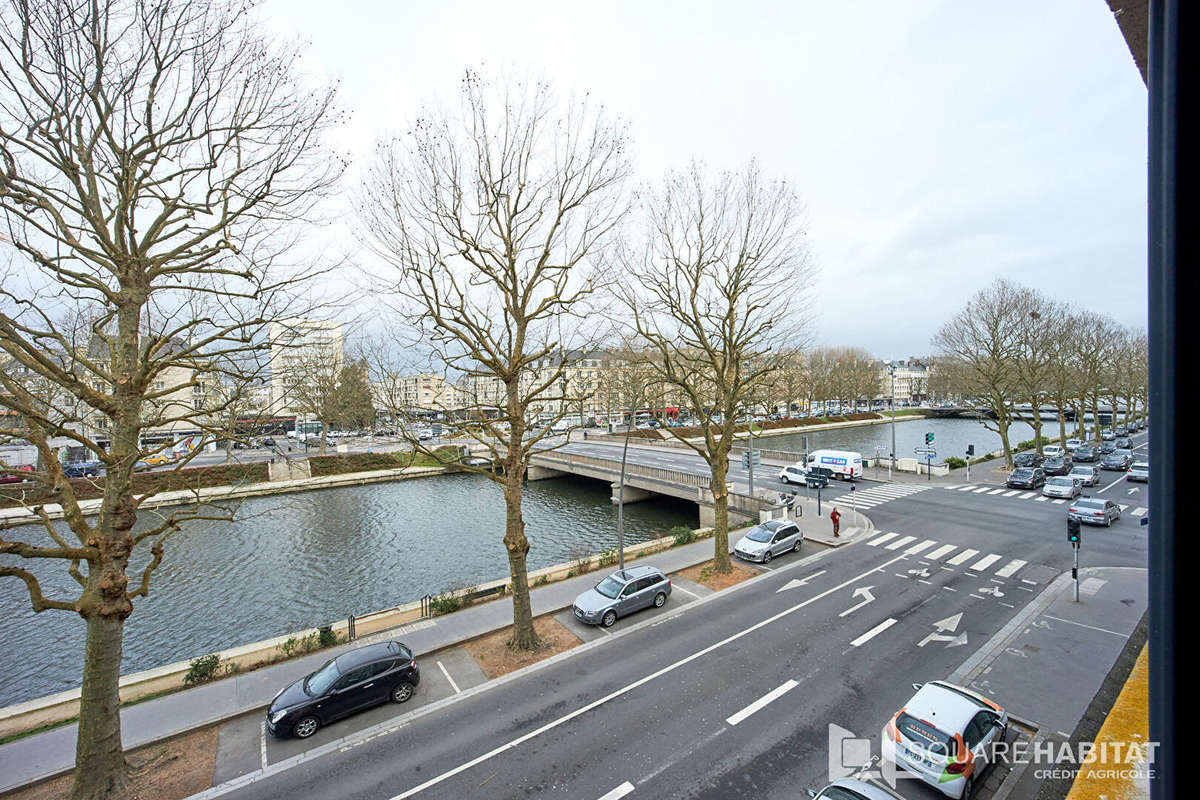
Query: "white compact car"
778 463 808 484
882 681 1008 799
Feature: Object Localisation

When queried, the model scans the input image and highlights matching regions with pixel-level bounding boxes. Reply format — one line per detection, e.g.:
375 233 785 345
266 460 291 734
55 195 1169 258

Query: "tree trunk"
709 456 732 574
1028 395 1044 452
71 614 129 800
997 413 1014 470
503 464 538 650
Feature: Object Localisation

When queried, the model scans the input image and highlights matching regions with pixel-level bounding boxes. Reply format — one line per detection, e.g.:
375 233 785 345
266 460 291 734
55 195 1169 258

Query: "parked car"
1127 462 1149 482
1068 497 1122 526
1072 445 1097 463
0 464 35 484
1012 453 1043 469
1042 476 1082 500
806 779 897 800
1114 425 1128 437
1101 452 1132 471
417 429 434 441
62 461 103 478
882 680 1008 799
1042 444 1065 459
1068 464 1101 487
142 453 173 466
1006 467 1045 490
1064 438 1083 452
260 437 277 447
733 519 804 564
1100 430 1116 441
1042 456 1072 476
572 565 671 628
266 641 419 739
1097 441 1117 455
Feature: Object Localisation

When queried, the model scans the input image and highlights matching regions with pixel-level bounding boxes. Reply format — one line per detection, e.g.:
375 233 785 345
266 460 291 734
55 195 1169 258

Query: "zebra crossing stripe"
947 549 979 565
995 559 1027 578
886 535 918 550
973 487 992 493
867 532 899 546
970 554 1002 572
943 485 961 490
925 544 958 560
1052 499 1066 505
1034 496 1048 502
905 539 938 555
1019 492 1037 499
1002 490 1020 497
988 489 1006 495
957 485 976 491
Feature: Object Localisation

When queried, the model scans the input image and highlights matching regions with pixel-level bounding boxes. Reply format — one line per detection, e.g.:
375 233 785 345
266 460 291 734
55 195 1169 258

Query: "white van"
805 449 863 480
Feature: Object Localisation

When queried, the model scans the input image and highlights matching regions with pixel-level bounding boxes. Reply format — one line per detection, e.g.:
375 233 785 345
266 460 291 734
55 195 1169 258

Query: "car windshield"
895 712 953 757
594 576 625 599
1070 468 1091 476
745 525 775 543
1011 469 1031 478
305 659 341 695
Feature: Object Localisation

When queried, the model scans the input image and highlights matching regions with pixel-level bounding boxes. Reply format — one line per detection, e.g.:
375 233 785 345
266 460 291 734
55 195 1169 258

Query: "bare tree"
622 161 813 574
0 1 341 796
359 71 630 649
274 335 344 455
932 279 1024 469
1011 288 1059 453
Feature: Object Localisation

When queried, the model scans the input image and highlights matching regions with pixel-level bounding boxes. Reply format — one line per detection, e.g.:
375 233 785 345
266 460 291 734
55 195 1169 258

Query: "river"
0 474 695 706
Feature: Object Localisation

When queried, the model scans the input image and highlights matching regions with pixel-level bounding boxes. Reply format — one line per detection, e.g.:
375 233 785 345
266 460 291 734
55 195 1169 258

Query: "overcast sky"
257 0 1147 358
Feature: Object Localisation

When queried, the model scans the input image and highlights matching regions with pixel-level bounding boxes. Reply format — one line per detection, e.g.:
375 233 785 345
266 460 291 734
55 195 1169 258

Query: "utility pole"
887 361 897 480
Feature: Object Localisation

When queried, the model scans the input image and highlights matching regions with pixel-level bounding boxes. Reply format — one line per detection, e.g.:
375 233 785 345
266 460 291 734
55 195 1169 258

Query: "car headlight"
270 709 289 724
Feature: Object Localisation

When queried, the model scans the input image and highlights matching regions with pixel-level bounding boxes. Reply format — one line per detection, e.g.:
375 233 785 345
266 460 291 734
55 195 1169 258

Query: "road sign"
914 447 936 456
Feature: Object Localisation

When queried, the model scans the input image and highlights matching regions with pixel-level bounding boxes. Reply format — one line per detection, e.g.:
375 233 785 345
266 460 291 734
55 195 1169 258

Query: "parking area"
550 572 715 643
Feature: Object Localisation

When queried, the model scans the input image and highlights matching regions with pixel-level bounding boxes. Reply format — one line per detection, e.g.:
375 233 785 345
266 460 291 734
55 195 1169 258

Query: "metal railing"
530 450 710 488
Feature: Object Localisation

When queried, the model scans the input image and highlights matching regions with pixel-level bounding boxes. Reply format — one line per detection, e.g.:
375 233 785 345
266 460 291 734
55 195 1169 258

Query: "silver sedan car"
733 520 803 564
1068 465 1101 487
1042 476 1082 499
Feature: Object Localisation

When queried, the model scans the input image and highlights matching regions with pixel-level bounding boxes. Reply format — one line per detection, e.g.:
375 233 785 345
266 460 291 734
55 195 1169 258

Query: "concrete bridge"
525 449 777 527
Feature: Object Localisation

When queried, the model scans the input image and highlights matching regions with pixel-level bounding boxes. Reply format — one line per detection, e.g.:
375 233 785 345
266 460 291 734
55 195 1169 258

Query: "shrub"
429 592 462 616
671 525 697 546
534 575 549 587
318 626 338 648
945 457 967 470
599 547 618 567
184 653 221 686
281 636 299 659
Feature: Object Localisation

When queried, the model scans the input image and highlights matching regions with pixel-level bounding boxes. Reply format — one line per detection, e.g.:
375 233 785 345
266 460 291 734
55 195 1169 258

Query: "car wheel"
601 610 617 628
293 715 320 739
653 592 667 608
963 775 976 799
391 681 415 703
763 550 773 564
781 475 790 484
793 539 802 553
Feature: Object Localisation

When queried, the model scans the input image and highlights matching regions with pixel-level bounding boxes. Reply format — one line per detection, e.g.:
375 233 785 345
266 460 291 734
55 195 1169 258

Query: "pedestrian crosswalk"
865 532 1033 580
832 483 931 510
941 484 1148 517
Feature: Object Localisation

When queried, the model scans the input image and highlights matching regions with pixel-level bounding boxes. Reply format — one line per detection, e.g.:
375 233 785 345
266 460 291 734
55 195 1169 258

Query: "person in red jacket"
830 506 842 538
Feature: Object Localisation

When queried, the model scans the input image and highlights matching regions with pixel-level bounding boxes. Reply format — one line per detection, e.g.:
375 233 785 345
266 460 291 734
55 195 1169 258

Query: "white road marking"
1119 504 1129 511
1019 492 1037 499
947 549 979 566
1132 507 1147 517
970 554 1002 572
973 486 992 493
671 583 700 599
905 539 938 555
1034 496 1048 502
725 679 800 726
988 488 1006 495
261 721 268 770
1002 490 1020 497
850 618 898 647
943 484 961 490
885 535 918 550
867 532 899 546
1052 499 1066 505
437 660 461 694
957 485 977 491
995 559 1027 578
387 554 909 800
1097 475 1124 494
597 781 636 800
1042 614 1127 637
925 544 958 560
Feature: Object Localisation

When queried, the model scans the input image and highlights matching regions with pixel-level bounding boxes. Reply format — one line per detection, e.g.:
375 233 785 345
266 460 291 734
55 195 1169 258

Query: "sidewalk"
946 566 1149 799
0 517 868 794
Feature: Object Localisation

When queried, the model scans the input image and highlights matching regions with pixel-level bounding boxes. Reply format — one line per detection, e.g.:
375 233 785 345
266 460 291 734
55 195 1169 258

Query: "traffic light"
1067 517 1082 544
925 432 934 445
966 444 975 456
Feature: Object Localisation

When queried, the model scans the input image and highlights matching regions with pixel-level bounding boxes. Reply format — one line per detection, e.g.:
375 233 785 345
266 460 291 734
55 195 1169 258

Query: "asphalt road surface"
205 431 1149 800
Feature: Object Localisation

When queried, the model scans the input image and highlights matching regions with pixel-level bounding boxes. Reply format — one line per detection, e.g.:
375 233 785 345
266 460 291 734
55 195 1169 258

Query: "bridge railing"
530 451 710 488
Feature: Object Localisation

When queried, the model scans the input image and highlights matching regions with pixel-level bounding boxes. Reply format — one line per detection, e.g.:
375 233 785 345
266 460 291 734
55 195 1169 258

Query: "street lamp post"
887 362 897 481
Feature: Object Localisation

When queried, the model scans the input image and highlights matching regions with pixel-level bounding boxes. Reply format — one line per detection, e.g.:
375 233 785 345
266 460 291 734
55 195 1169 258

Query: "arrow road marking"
838 586 876 617
776 570 827 593
597 782 636 800
918 613 968 648
1128 488 1138 495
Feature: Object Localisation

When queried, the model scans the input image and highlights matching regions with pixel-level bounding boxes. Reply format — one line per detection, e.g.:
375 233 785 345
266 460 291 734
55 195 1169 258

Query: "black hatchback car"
1101 452 1133 471
1007 467 1045 489
1012 453 1044 469
267 641 420 739
1042 456 1072 476
1072 445 1098 463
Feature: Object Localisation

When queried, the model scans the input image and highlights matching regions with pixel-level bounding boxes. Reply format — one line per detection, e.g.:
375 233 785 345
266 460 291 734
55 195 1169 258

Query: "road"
201 430 1150 800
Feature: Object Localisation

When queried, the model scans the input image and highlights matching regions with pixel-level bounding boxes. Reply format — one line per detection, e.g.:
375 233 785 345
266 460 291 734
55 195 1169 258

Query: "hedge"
307 447 462 477
0 462 269 510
